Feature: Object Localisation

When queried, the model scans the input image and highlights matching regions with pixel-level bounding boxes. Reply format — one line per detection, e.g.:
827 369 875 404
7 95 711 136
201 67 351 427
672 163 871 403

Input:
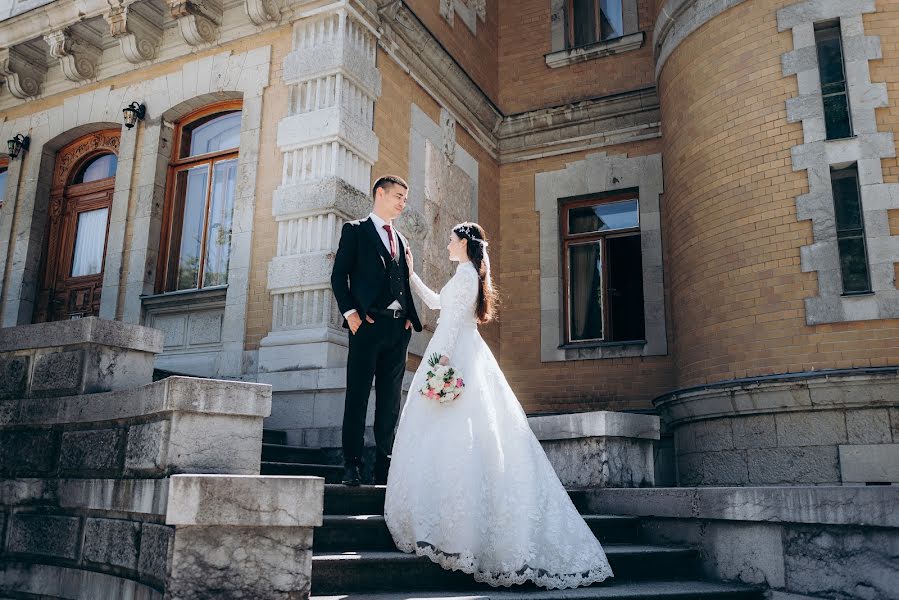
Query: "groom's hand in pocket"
348 312 375 334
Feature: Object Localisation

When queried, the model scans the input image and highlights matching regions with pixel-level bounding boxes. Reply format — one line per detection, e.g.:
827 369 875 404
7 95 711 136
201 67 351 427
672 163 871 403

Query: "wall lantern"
6 134 29 159
122 102 146 129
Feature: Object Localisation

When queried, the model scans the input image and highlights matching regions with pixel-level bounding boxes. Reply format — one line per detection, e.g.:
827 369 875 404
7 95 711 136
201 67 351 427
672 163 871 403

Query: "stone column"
164 474 323 599
259 4 381 373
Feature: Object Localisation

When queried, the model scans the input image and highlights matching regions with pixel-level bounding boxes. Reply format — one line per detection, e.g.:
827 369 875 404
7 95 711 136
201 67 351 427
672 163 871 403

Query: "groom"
330 175 423 486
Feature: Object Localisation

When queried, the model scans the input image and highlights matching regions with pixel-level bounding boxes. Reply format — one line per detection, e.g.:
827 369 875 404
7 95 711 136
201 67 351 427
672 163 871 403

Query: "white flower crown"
454 224 489 246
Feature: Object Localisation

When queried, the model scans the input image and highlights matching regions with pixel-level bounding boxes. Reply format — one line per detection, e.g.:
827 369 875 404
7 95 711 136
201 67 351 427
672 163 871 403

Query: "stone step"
324 483 387 515
261 461 344 482
310 547 699 593
262 443 338 465
262 429 288 445
314 515 641 552
310 579 764 599
322 485 601 517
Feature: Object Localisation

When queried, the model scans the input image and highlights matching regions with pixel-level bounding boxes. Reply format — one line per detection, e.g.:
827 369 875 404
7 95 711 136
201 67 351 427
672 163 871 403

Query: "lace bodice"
410 261 479 361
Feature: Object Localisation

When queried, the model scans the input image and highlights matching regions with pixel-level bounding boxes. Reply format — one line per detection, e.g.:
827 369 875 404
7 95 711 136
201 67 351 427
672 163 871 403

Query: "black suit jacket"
330 217 423 332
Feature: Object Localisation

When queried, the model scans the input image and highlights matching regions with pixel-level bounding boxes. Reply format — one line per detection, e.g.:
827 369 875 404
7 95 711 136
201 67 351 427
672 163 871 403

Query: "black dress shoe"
342 464 362 486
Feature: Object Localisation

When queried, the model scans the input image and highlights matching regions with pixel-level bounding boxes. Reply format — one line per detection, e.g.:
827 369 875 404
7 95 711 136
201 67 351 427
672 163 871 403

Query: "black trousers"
342 313 411 476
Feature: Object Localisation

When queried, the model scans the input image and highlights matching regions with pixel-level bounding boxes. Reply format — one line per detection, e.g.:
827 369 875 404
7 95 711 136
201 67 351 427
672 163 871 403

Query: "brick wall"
373 48 502 354
498 138 677 414
405 0 500 105
659 0 899 389
497 0 655 114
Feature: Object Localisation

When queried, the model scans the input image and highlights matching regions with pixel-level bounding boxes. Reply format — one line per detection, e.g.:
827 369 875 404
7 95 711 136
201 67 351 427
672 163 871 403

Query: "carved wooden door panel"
33 131 119 323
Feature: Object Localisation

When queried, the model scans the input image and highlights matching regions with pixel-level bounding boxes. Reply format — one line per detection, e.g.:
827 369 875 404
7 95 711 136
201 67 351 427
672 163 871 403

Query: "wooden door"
33 131 119 323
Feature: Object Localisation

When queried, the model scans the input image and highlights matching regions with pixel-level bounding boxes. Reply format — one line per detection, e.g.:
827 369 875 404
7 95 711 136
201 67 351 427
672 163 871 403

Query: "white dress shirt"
343 213 402 319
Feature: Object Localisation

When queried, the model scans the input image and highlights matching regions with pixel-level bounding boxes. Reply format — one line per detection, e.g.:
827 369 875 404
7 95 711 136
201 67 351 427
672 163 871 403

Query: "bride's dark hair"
452 222 497 324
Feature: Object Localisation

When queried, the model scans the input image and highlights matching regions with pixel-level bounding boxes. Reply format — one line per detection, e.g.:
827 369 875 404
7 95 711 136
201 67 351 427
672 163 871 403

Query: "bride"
384 222 614 590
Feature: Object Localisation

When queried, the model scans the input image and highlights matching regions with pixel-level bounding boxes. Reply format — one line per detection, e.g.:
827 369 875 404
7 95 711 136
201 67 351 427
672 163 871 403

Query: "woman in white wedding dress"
384 222 614 590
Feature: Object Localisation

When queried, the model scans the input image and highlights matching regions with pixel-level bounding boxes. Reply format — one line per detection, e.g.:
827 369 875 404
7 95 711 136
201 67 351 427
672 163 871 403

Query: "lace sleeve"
410 272 441 309
428 268 479 361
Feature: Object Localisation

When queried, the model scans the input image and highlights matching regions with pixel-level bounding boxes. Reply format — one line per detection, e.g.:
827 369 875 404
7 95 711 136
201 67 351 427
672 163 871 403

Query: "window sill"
559 339 647 350
545 31 645 69
142 286 228 310
841 290 874 298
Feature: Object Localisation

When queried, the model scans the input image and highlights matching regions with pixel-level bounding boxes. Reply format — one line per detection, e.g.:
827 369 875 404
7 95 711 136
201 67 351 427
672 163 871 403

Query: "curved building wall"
657 0 899 389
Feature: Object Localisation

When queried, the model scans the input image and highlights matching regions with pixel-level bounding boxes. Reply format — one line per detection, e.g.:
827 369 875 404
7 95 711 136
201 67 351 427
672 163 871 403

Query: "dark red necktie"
383 224 396 259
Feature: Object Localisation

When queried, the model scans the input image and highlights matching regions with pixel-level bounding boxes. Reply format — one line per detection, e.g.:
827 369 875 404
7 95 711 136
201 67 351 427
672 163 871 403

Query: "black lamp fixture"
6 134 29 159
122 102 146 129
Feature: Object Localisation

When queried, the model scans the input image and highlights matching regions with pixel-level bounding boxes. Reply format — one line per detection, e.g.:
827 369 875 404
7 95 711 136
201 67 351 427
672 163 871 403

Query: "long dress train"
384 261 614 590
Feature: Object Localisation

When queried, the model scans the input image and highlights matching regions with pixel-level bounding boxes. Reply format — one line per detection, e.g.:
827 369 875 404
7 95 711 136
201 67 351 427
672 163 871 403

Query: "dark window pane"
815 35 845 86
174 165 209 291
815 25 852 140
186 112 241 157
74 153 117 184
838 236 871 293
607 234 644 341
599 0 623 40
569 199 639 234
832 174 863 231
568 242 603 341
823 94 852 140
572 0 597 46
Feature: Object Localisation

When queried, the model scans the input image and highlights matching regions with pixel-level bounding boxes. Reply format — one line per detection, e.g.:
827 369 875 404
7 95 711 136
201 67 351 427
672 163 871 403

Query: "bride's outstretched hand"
405 247 414 275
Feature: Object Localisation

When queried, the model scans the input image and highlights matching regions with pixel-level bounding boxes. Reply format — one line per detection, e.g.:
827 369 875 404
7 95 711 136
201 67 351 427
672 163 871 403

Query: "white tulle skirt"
384 324 614 589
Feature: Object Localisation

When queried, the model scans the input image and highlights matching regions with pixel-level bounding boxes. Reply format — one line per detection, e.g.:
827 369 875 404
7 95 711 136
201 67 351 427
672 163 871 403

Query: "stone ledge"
0 478 168 516
654 367 899 426
2 376 271 426
580 486 899 528
0 562 162 600
0 317 162 354
545 32 645 69
165 474 324 527
528 410 660 441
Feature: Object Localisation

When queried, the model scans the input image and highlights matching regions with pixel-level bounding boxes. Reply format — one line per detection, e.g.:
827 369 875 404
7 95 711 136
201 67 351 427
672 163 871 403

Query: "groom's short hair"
372 174 408 199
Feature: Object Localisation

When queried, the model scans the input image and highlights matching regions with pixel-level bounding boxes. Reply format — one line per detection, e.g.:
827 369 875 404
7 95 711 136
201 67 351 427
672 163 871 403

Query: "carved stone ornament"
105 3 163 63
52 131 121 191
43 28 101 83
441 107 456 164
169 0 223 46
0 46 46 99
245 0 279 26
440 0 486 27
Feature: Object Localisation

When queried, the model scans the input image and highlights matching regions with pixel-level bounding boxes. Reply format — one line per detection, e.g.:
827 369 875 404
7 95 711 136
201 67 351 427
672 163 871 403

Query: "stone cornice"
375 0 502 158
497 87 661 164
653 0 748 79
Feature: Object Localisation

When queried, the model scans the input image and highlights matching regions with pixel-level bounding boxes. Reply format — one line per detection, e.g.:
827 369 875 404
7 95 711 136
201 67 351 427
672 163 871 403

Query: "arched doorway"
33 130 120 323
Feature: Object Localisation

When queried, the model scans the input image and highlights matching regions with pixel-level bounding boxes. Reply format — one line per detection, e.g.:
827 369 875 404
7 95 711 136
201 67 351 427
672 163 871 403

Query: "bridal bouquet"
420 353 464 404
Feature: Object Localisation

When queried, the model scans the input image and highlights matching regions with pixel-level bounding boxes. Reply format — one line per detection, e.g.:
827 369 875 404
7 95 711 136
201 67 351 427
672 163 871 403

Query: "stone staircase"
260 431 764 600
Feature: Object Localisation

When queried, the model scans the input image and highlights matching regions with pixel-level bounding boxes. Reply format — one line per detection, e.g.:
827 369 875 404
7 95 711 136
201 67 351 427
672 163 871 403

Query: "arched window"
160 101 242 292
73 153 118 184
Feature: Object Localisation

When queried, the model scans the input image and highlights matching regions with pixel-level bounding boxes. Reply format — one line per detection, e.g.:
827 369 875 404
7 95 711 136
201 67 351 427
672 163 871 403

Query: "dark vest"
372 255 407 311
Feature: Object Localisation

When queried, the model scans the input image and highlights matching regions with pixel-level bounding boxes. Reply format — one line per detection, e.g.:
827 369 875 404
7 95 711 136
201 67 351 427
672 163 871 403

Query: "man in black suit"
330 175 422 485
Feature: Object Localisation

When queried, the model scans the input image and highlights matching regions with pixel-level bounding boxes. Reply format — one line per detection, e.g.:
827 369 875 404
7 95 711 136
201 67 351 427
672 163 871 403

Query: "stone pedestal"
655 368 899 486
528 410 660 488
0 317 163 398
165 474 323 600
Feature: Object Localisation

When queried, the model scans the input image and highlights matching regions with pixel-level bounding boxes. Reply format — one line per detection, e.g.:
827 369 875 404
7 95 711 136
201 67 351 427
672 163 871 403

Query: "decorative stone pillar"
259 3 381 374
